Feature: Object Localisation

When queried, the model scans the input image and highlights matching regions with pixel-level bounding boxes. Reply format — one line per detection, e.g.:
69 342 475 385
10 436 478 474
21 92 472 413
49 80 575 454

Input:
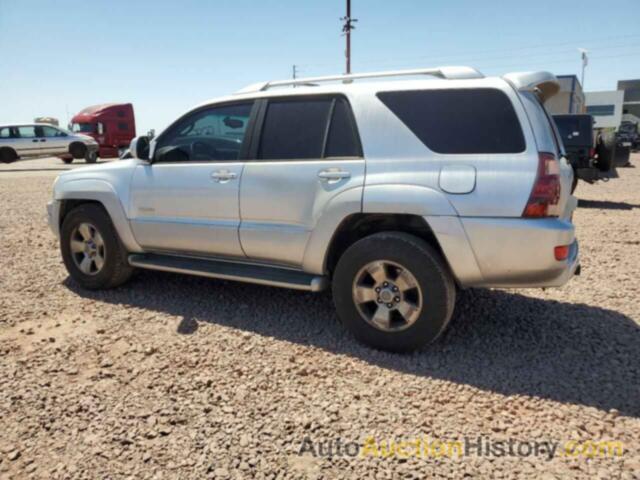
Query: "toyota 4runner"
47 67 579 352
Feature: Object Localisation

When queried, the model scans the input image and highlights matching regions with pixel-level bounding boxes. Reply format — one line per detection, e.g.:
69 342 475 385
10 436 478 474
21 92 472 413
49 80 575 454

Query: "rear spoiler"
503 71 560 103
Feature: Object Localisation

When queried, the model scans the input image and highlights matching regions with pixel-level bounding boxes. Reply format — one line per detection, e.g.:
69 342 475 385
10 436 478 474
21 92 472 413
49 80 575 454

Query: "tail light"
554 245 570 261
522 152 561 218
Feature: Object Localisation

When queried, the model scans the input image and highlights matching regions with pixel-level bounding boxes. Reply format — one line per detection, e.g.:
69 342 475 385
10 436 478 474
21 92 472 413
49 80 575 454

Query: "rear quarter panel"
350 78 539 218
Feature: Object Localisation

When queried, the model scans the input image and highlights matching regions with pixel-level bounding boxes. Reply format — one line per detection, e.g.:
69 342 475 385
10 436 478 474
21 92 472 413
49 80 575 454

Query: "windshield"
71 122 96 133
619 122 637 133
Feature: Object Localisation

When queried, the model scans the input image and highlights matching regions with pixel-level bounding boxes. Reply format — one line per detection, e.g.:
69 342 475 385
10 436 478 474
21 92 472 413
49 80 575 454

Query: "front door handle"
32 139 38 142
40 139 46 142
318 169 351 181
210 170 238 183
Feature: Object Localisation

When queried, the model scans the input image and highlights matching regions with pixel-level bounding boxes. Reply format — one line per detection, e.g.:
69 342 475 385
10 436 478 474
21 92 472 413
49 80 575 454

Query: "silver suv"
47 67 579 352
0 123 99 164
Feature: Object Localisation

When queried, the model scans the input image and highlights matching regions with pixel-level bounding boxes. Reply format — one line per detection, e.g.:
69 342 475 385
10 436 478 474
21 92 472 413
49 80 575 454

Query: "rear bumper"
459 217 579 288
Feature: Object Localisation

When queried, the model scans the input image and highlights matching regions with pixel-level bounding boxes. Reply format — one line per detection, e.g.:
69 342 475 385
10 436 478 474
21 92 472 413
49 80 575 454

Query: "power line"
298 33 640 72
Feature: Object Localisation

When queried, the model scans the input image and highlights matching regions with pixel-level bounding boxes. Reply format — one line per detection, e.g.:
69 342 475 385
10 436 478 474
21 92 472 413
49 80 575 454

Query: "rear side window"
325 98 361 157
259 99 331 160
258 96 361 160
377 89 525 154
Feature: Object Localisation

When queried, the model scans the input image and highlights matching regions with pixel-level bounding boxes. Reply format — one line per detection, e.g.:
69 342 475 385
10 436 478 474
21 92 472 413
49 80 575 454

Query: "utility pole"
292 64 298 80
341 0 357 74
579 48 588 88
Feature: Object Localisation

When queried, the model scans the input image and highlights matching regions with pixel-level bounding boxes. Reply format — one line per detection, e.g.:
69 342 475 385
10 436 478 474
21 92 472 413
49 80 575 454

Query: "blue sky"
1 0 639 134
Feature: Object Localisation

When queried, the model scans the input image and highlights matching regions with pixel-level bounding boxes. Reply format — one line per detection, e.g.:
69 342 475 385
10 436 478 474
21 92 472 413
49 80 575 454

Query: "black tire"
0 147 18 163
69 142 87 159
615 146 631 167
595 132 616 172
332 232 456 352
85 150 97 163
60 204 133 289
62 157 73 164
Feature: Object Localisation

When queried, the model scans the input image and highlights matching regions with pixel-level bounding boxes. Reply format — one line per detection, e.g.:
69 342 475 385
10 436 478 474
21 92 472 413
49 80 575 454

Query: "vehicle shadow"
578 199 640 210
64 271 640 417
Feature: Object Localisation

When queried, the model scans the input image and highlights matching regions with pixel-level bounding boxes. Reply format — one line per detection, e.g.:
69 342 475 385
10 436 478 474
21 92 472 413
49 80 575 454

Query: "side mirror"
130 136 150 161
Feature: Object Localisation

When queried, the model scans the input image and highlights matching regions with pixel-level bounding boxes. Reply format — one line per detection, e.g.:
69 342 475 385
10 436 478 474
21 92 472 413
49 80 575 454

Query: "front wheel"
60 204 133 289
332 232 456 352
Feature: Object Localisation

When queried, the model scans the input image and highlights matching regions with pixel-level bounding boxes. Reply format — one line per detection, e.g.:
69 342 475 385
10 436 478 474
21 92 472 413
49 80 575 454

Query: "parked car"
69 103 136 160
47 67 580 352
552 114 617 192
0 123 99 163
615 120 638 166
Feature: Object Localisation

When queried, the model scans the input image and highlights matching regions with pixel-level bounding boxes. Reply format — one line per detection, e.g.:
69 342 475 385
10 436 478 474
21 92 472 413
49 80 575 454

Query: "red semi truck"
69 103 136 158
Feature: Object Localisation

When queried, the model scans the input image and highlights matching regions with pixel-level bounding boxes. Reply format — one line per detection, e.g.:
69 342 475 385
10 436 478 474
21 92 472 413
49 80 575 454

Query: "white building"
585 90 624 129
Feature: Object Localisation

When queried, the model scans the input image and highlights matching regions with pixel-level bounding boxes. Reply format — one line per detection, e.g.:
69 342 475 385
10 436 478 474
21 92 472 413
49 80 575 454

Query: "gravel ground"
1 156 639 479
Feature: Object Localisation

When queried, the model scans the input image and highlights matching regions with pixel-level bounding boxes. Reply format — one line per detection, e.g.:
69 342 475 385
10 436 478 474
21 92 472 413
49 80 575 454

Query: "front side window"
71 123 96 133
155 102 253 162
377 88 525 154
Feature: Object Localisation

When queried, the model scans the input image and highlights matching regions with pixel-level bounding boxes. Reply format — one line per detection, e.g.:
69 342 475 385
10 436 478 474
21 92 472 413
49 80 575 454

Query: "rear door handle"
40 139 46 142
32 139 38 142
210 170 237 183
318 169 351 181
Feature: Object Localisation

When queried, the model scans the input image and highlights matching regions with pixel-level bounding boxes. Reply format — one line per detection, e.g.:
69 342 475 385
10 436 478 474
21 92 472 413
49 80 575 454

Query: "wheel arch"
323 213 449 277
55 179 143 253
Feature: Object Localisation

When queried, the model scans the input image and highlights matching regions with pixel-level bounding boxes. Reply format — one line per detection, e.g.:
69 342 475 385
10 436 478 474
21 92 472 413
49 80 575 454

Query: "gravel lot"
1 155 639 479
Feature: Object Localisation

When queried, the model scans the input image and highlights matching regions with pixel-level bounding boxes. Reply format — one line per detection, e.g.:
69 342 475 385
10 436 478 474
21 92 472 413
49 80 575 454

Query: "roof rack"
235 66 484 94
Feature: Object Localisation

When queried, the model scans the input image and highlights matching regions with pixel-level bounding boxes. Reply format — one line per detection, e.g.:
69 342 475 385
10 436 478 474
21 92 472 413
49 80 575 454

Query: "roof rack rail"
235 66 484 94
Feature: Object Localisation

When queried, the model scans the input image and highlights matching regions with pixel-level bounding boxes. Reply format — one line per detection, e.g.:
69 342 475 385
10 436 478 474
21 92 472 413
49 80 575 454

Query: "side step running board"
128 253 328 292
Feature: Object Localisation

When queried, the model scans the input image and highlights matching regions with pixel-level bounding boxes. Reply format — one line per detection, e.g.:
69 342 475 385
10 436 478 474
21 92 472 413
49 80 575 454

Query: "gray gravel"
1 156 639 479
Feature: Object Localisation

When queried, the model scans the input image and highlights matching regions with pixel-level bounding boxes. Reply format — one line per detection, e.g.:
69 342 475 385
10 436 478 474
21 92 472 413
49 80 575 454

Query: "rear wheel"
60 204 133 289
332 232 456 352
595 132 616 172
0 148 17 164
615 146 631 167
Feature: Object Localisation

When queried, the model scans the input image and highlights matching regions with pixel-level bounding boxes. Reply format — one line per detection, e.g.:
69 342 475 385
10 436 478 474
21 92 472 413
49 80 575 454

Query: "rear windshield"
377 88 525 154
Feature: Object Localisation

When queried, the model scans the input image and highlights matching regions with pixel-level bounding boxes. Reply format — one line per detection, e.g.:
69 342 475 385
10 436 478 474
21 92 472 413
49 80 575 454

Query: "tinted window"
325 98 361 157
41 126 67 137
377 89 525 154
155 103 253 162
259 99 332 160
17 126 36 138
